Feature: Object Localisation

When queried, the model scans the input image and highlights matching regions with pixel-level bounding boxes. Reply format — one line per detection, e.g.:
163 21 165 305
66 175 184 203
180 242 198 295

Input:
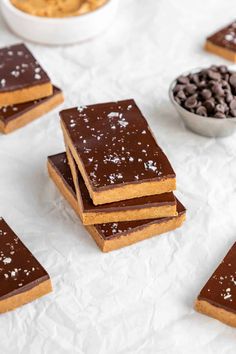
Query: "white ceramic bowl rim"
3 0 112 23
169 66 236 123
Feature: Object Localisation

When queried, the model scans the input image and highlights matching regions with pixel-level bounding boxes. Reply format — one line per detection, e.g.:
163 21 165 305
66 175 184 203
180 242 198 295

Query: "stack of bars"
48 99 186 252
0 43 63 134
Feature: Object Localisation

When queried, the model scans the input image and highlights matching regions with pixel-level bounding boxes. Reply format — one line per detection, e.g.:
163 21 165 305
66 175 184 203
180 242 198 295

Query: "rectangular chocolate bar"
195 242 236 327
48 151 177 225
205 21 236 62
0 85 64 134
48 152 186 252
0 218 52 313
60 99 176 205
0 43 53 105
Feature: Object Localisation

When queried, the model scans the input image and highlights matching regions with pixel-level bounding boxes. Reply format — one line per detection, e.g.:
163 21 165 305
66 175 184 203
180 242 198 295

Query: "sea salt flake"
34 74 41 80
108 112 119 118
118 120 129 128
77 105 87 112
3 257 12 265
1 79 6 87
225 34 234 41
11 70 20 78
144 160 157 172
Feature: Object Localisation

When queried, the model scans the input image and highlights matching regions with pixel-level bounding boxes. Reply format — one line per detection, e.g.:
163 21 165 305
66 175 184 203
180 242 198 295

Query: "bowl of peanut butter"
1 0 118 44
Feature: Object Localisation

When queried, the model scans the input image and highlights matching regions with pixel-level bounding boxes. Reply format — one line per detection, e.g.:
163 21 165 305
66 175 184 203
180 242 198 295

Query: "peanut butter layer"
0 85 63 133
48 152 177 224
0 43 52 105
47 154 186 252
0 218 52 312
60 99 176 204
195 242 236 326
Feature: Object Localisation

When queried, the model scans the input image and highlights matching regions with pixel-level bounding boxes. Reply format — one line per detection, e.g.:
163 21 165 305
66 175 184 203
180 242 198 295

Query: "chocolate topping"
0 218 49 301
207 21 236 52
48 152 176 213
0 43 51 93
198 242 236 314
60 99 175 191
0 86 61 124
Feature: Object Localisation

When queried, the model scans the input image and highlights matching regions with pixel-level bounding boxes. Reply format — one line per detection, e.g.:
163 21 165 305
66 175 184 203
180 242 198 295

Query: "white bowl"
1 0 118 45
169 67 236 138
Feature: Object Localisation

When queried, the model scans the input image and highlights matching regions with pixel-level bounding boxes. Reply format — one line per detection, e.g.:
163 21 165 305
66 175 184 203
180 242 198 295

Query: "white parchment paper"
1 1 236 353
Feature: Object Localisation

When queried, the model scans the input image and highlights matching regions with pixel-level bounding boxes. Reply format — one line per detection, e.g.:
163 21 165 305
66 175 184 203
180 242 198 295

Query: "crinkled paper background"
1 0 236 353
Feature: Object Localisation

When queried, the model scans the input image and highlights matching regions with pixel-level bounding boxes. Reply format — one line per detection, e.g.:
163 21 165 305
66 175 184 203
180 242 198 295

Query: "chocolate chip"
226 93 233 103
212 83 224 96
216 96 225 104
210 65 218 71
177 76 189 85
219 65 228 74
221 80 230 88
185 95 198 109
216 104 225 113
198 80 207 88
230 109 236 117
203 100 215 113
207 70 221 81
173 84 185 93
185 84 197 94
214 112 226 118
175 96 181 105
230 99 236 110
201 89 212 100
196 106 207 116
229 73 236 87
192 74 200 85
224 73 230 82
176 90 186 100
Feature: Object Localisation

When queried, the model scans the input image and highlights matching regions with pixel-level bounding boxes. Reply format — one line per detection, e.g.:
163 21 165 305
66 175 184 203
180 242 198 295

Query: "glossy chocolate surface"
48 152 176 213
0 218 49 301
0 86 61 124
207 21 236 52
0 43 50 93
198 243 236 314
60 99 175 191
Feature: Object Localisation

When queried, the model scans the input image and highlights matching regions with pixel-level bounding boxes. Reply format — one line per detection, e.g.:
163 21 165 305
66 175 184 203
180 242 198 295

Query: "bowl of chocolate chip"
169 65 236 137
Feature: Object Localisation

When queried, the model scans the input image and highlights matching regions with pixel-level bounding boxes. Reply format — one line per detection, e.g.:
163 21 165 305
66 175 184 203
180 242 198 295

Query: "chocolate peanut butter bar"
60 99 176 205
0 218 52 313
48 152 177 225
0 86 64 134
195 242 236 327
88 200 185 252
0 43 53 105
48 152 186 252
205 21 236 62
